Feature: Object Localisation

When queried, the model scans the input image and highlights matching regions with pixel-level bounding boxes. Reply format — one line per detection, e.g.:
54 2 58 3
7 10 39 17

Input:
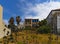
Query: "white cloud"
25 1 60 21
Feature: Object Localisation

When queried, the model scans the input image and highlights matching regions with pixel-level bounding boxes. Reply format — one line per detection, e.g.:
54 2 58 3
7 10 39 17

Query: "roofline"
46 9 60 20
46 10 52 19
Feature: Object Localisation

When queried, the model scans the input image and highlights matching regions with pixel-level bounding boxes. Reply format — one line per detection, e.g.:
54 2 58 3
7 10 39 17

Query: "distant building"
46 9 60 34
24 19 39 28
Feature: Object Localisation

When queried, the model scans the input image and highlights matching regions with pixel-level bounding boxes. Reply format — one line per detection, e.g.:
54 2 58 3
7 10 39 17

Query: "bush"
37 25 51 34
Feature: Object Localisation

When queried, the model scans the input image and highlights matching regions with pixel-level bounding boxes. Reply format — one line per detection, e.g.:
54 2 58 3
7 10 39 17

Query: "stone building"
0 5 11 38
46 9 60 34
24 19 39 28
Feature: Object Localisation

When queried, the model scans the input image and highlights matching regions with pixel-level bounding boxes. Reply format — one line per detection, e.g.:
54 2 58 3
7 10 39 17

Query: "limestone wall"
0 5 11 38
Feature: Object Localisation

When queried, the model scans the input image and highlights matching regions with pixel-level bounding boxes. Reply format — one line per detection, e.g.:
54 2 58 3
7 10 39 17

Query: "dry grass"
1 30 60 44
15 30 60 44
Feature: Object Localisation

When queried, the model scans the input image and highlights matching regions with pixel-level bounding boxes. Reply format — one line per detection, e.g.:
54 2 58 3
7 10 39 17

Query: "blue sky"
0 0 60 24
0 0 48 20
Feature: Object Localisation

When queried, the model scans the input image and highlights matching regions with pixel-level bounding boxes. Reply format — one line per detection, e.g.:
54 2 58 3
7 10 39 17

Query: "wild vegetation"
0 16 59 44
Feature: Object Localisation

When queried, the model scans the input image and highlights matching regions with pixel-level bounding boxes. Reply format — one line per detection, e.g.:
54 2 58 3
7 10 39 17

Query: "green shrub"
37 25 51 34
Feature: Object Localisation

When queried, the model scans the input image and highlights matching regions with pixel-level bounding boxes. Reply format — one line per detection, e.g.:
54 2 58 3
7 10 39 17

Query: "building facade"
46 9 60 34
24 19 39 28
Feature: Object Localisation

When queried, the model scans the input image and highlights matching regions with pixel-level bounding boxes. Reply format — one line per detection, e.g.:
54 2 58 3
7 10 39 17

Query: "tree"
37 25 51 34
8 17 15 28
16 16 21 25
8 17 18 43
8 17 16 32
9 17 14 24
39 19 47 26
37 19 51 34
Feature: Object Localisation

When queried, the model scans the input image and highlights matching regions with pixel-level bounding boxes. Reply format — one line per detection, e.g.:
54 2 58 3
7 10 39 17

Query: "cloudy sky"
0 0 60 24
